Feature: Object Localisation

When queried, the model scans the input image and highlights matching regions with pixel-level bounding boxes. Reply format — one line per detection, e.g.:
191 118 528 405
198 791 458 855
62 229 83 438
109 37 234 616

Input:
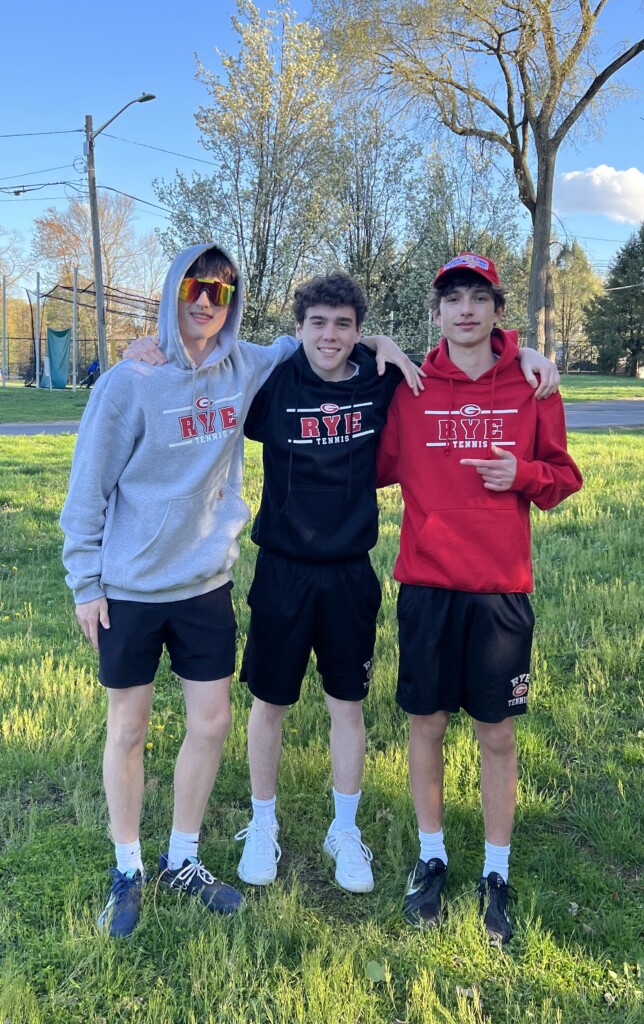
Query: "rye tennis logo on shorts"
363 659 373 688
507 673 530 707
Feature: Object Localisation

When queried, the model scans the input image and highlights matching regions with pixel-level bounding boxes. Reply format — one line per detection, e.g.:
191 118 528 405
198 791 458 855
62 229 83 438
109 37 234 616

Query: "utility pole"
85 114 109 375
84 93 155 375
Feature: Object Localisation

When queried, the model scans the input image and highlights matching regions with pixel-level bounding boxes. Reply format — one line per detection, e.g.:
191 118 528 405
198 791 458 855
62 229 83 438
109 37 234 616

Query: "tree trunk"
527 147 557 354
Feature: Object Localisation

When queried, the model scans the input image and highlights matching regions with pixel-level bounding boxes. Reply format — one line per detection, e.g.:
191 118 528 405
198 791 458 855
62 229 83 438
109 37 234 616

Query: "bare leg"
408 712 450 833
172 676 232 833
474 717 517 845
103 684 154 843
247 698 289 800
325 694 365 795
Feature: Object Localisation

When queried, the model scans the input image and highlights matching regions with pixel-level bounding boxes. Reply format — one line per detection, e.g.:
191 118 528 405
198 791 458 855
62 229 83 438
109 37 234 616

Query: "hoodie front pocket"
124 483 251 593
414 501 531 592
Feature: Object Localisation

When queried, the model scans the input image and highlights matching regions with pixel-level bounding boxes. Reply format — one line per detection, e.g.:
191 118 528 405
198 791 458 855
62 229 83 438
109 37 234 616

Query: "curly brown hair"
293 271 368 327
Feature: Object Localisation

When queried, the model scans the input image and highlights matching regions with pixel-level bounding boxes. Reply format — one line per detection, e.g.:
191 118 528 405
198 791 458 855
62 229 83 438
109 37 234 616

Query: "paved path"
564 400 644 430
1 401 643 434
0 420 81 435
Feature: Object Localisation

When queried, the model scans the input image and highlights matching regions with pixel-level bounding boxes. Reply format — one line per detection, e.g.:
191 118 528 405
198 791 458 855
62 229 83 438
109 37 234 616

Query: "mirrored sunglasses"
178 277 236 306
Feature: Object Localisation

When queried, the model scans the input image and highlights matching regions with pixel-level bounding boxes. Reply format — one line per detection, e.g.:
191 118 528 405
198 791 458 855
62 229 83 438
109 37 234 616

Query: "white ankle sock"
168 829 199 870
251 795 278 828
114 840 144 875
418 828 448 866
483 840 510 882
329 788 361 832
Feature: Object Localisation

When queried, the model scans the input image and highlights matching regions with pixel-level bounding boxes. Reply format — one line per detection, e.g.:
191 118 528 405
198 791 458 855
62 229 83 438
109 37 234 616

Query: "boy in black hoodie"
236 272 400 893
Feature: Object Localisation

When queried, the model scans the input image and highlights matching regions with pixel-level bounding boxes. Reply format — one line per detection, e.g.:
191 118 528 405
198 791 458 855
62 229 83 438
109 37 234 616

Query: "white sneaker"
323 827 374 893
235 822 281 885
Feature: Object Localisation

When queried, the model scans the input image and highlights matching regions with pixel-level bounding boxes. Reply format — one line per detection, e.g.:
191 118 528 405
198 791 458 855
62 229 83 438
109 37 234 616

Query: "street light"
84 93 155 373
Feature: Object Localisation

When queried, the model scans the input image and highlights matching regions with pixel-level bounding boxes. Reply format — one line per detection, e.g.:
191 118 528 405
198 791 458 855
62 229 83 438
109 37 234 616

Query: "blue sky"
1 0 642 285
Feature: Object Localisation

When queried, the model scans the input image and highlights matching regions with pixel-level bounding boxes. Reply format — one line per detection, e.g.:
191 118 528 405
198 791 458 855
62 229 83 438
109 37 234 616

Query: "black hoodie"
245 342 401 562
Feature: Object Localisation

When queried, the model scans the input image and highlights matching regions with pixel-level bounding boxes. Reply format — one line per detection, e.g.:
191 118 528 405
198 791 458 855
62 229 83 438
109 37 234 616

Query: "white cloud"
555 165 644 223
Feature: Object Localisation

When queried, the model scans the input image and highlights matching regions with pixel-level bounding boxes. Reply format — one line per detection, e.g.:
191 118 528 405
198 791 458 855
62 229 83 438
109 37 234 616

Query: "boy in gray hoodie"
60 243 301 938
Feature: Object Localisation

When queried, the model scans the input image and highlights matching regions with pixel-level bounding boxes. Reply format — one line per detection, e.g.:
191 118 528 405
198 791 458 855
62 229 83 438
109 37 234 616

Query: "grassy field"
0 431 643 1023
0 373 643 423
559 375 644 402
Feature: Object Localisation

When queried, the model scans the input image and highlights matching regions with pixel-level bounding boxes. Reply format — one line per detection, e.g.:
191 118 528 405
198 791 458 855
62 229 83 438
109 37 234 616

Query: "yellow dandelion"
146 742 153 750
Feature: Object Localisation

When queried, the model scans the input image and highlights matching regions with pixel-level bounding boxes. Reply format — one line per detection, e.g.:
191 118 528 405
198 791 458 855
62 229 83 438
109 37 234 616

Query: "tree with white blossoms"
156 0 337 342
311 0 644 356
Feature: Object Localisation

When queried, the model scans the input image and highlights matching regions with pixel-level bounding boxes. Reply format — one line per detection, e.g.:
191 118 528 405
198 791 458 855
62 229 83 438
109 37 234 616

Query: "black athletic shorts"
240 549 381 705
98 584 236 688
396 584 534 722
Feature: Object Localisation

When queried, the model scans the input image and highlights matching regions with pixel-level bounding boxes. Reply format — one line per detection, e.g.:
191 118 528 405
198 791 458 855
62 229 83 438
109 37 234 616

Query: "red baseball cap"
433 252 501 288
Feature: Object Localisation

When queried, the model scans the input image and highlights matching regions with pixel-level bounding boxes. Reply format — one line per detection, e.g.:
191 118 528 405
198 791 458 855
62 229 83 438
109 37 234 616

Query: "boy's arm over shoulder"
375 387 404 488
512 393 582 508
517 347 560 399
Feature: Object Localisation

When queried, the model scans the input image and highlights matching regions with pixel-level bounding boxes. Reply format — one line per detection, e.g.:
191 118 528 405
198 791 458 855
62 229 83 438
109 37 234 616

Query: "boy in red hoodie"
376 253 582 943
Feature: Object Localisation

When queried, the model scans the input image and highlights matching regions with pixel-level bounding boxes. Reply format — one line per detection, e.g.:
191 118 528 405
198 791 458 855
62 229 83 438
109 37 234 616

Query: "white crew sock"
114 839 144 875
418 828 448 866
329 788 361 833
251 795 278 828
482 840 510 882
168 829 199 870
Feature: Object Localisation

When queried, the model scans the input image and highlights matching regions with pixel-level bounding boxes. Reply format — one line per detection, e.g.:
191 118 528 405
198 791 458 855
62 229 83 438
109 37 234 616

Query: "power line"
0 129 82 138
102 132 216 167
0 163 76 182
97 183 172 215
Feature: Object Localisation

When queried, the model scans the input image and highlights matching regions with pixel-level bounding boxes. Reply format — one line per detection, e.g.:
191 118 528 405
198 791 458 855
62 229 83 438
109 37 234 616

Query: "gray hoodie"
60 242 297 604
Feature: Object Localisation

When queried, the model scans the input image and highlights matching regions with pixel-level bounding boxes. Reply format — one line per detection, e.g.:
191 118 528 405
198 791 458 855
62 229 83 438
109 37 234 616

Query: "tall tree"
321 100 421 303
155 0 337 342
0 226 26 289
387 140 525 350
32 197 165 341
312 0 643 355
32 193 140 294
552 240 602 371
585 224 644 377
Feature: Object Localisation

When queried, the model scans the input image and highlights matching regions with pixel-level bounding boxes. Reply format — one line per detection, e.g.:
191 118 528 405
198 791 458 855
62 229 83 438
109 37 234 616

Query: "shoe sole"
323 838 374 893
237 862 278 886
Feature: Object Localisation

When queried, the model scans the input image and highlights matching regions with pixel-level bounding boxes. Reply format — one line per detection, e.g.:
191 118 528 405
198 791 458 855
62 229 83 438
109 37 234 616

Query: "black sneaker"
403 858 448 928
477 871 514 944
158 854 243 915
97 867 144 938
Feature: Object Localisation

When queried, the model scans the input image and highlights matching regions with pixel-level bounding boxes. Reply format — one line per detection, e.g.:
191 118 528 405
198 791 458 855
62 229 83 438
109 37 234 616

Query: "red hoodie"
376 329 583 593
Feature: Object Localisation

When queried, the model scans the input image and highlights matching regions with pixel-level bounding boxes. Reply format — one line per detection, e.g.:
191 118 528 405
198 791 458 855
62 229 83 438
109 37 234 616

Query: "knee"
107 713 148 754
252 698 289 728
477 720 516 759
410 712 449 744
188 704 232 746
331 702 364 731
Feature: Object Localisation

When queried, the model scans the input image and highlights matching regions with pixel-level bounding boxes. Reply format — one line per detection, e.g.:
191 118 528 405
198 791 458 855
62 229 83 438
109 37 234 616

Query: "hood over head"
157 242 244 367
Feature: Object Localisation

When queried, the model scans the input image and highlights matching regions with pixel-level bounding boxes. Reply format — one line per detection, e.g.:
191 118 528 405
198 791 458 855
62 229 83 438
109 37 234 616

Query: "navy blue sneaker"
158 854 243 915
97 867 144 938
477 871 514 944
404 858 448 928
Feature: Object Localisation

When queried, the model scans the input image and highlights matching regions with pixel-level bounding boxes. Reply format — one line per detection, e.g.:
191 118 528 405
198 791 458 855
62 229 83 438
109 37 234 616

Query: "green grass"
0 382 91 423
1 432 643 1023
559 375 644 401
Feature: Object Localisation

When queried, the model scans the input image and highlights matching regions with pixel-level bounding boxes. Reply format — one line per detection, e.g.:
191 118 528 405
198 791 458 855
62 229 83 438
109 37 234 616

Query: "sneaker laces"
234 823 282 863
173 857 215 887
332 830 373 867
